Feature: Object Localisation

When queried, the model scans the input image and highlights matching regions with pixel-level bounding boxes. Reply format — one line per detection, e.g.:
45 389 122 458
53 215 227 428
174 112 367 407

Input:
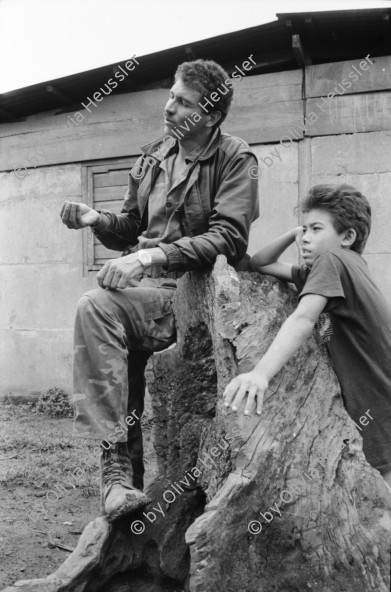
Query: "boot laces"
102 444 132 488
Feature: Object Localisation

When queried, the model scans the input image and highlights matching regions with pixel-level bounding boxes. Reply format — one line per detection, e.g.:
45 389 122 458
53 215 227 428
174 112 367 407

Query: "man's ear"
206 110 222 128
342 228 357 248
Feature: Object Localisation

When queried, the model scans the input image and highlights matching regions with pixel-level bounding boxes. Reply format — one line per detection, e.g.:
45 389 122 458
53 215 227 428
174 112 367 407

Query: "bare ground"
0 400 157 590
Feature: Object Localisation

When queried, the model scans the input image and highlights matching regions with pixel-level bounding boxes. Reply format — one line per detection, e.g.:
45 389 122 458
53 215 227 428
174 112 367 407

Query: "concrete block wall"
1 58 390 396
0 165 96 396
249 132 391 298
1 133 390 396
0 155 287 397
247 142 299 263
309 131 391 298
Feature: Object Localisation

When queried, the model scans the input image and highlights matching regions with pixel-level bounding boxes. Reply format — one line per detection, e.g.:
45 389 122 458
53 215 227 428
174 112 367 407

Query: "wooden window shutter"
81 157 138 273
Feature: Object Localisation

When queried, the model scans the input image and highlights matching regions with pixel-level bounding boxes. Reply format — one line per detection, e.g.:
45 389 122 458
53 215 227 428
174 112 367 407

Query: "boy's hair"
301 184 371 254
175 59 233 127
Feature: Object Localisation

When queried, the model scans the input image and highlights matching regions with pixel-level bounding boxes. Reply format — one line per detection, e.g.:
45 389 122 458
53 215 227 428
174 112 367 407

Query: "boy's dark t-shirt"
291 248 391 472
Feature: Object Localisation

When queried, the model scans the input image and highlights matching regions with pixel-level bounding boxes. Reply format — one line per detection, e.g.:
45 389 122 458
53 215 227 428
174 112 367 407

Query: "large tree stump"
4 255 390 592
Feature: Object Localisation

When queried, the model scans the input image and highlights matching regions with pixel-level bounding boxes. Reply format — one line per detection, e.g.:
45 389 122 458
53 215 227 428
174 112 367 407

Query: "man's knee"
75 287 140 334
77 287 131 312
76 288 106 314
75 289 125 327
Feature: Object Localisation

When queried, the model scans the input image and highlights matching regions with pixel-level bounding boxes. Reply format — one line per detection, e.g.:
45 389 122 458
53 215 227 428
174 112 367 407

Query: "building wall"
249 132 391 298
0 56 390 395
0 165 96 395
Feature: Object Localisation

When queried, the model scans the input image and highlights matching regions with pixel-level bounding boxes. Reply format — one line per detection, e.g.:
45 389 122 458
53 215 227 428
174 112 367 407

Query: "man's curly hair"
301 184 371 254
175 59 233 127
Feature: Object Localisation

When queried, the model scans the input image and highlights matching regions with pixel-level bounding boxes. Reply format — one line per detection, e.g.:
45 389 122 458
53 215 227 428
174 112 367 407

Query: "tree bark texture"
4 255 390 592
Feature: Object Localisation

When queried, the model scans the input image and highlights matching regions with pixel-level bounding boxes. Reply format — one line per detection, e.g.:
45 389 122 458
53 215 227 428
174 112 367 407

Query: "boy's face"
300 209 349 267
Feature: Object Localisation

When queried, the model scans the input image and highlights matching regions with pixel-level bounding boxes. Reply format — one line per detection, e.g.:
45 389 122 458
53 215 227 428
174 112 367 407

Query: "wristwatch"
137 249 153 268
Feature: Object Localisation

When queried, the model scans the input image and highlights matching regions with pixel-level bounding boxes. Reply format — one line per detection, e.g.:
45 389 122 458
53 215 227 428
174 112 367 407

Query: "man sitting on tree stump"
60 59 259 521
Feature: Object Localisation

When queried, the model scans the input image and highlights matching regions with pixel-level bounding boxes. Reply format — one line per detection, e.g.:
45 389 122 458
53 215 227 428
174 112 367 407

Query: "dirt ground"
0 401 156 590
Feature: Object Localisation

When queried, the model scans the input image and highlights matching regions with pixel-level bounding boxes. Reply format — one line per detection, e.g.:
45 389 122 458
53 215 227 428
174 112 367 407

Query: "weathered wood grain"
305 92 391 136
305 56 391 98
0 71 303 171
94 186 127 201
95 242 123 262
93 170 130 188
4 256 389 592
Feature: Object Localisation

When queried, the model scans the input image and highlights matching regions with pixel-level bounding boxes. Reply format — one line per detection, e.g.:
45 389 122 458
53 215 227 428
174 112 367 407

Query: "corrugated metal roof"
0 7 389 123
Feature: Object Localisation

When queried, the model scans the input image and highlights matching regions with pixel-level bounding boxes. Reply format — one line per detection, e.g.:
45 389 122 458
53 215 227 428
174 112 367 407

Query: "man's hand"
223 370 269 416
60 201 100 229
97 253 144 289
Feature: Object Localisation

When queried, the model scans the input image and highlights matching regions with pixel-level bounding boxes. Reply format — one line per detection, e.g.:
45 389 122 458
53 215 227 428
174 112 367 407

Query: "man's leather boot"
100 441 150 522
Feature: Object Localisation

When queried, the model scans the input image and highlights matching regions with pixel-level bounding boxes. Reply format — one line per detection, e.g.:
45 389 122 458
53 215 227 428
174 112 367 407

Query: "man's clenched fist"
60 201 100 229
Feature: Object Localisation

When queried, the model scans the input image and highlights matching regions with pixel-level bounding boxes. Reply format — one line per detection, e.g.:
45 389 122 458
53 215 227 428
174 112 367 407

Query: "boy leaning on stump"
225 183 391 489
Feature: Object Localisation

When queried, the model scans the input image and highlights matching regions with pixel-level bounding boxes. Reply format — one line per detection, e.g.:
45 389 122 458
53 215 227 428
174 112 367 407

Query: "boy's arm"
223 293 327 415
249 226 302 281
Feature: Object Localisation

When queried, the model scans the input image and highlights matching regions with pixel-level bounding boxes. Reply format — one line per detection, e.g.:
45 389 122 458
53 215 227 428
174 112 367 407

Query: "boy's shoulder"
291 248 366 293
315 248 365 268
308 248 366 278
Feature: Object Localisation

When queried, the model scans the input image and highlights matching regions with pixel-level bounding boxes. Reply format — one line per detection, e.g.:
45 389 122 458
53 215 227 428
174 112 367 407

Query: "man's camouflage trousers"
72 277 177 490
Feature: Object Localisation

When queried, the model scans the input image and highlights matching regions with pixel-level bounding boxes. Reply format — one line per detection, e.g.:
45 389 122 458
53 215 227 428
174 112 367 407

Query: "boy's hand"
223 371 269 416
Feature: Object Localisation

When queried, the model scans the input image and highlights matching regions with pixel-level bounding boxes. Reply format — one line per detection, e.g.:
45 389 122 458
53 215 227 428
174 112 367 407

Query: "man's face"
300 209 349 267
163 78 215 139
